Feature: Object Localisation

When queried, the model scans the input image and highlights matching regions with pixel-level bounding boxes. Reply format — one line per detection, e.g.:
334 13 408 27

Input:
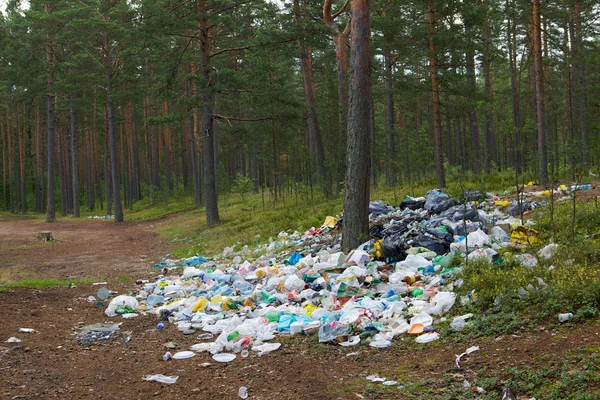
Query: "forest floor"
1 215 600 400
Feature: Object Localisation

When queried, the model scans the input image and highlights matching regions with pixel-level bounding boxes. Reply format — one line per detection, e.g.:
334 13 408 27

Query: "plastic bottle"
19 328 37 333
96 287 110 301
558 313 573 322
147 294 165 306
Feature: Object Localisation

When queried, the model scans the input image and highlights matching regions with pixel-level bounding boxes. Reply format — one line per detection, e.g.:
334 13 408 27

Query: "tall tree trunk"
428 0 446 188
573 0 588 167
198 0 219 227
465 24 480 174
70 103 80 217
483 0 496 173
342 0 371 252
532 0 548 184
294 0 329 197
384 46 395 186
507 10 522 173
17 103 26 213
163 101 173 192
45 3 56 222
105 48 124 221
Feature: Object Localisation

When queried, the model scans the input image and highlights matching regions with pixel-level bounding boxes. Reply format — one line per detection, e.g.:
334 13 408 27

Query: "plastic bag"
369 201 393 216
424 292 456 315
318 322 351 343
412 234 449 255
440 205 478 222
415 332 439 343
400 197 425 210
424 190 458 213
105 295 139 317
144 374 179 384
539 243 558 260
382 232 407 261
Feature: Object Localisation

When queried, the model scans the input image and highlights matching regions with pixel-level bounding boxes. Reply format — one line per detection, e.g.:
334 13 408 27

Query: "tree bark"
45 3 56 222
384 46 395 186
465 23 480 175
532 0 548 183
198 0 220 227
294 0 329 197
105 33 124 222
70 103 79 217
342 0 371 252
428 0 446 188
507 10 521 173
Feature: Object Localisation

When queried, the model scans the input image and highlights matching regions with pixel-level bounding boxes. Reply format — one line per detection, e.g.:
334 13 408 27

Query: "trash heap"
103 187 582 360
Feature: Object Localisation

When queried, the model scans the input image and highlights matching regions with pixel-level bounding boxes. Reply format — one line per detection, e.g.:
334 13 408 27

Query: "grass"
0 277 94 291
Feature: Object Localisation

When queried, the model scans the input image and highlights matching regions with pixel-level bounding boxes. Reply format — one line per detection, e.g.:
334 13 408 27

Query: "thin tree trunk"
465 23 480 175
294 0 329 197
384 46 395 186
532 0 548 184
507 10 522 173
342 0 371 252
70 103 79 217
428 0 445 188
45 5 56 222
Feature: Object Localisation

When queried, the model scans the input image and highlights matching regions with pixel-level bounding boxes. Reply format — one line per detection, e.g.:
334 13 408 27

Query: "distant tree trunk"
163 101 173 192
384 45 395 186
532 0 548 184
70 103 79 217
45 4 56 223
465 23 480 175
198 0 219 227
428 0 446 188
294 0 329 197
507 11 522 173
323 0 350 192
17 103 26 214
483 1 496 173
573 0 588 167
2 121 7 210
104 36 124 223
104 106 112 216
563 17 574 168
342 0 371 253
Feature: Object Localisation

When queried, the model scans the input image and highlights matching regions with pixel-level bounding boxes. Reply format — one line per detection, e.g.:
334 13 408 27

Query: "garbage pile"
102 186 585 360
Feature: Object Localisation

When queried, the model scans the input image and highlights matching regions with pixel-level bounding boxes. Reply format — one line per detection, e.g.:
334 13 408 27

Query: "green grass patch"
0 277 93 291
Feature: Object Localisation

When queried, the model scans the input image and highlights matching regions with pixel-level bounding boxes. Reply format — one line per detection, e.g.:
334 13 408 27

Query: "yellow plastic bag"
495 200 510 207
322 216 338 228
510 226 539 246
192 298 208 312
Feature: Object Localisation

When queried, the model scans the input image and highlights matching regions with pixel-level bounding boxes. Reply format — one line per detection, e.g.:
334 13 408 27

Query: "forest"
1 0 598 234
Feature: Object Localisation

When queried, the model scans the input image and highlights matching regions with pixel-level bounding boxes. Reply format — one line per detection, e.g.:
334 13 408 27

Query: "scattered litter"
238 386 248 399
6 337 21 343
366 374 386 382
77 323 121 344
455 345 480 368
172 351 195 359
144 374 179 384
18 328 37 333
100 187 579 360
558 313 574 322
415 332 439 343
213 353 237 362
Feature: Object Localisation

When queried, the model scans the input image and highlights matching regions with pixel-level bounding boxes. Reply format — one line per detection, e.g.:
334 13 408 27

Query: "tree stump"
39 232 53 241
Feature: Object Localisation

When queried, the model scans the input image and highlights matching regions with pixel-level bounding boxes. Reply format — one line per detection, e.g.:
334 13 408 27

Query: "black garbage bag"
369 201 394 216
440 205 479 222
461 189 484 202
382 233 407 261
506 201 534 216
424 190 458 214
447 221 482 236
369 224 385 238
412 234 449 255
400 198 426 210
426 228 453 243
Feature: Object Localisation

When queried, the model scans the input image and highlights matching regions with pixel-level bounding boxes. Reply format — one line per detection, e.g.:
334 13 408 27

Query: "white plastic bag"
105 295 139 317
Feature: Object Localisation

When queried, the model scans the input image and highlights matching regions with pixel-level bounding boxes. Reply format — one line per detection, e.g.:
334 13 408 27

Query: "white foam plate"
213 353 237 362
172 351 195 359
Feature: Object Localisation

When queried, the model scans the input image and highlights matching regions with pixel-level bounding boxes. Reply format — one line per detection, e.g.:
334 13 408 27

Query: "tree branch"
212 114 273 126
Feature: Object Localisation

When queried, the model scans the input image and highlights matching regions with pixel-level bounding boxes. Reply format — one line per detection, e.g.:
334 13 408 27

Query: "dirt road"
1 215 598 399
